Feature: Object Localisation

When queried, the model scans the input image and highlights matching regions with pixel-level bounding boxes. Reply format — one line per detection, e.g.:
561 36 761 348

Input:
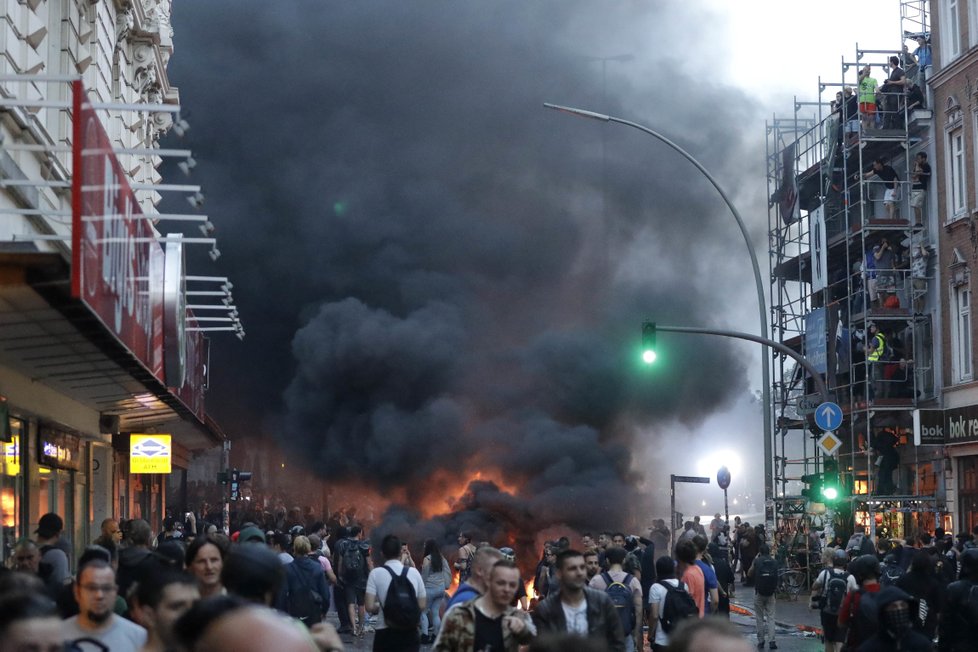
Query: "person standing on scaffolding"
881 56 908 129
858 66 879 131
867 322 889 401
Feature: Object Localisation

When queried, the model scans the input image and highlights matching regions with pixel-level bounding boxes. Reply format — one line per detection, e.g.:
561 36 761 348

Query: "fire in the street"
416 468 523 519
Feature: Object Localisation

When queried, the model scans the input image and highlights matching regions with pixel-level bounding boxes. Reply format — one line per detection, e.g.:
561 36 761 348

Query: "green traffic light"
821 486 839 501
642 321 657 365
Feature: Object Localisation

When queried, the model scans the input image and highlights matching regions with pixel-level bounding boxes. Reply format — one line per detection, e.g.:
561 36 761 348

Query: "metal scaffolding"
766 1 944 546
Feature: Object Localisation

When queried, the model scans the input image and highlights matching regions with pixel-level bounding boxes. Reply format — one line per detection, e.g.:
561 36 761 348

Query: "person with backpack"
748 543 779 650
434 559 536 652
455 531 477 583
589 546 643 652
338 524 372 637
880 553 906 586
810 549 851 652
365 534 427 652
648 555 698 651
282 535 331 628
938 547 978 651
838 554 882 650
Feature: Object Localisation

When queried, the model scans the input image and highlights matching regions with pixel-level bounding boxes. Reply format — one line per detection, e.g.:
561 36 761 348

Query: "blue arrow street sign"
815 401 843 431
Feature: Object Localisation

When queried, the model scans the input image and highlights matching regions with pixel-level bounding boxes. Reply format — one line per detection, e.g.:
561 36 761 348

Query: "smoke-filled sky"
165 1 903 530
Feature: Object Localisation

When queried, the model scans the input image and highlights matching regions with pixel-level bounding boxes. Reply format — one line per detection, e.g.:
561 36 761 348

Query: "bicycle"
777 566 807 600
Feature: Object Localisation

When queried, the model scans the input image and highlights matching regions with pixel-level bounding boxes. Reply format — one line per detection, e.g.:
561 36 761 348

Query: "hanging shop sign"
38 429 82 471
130 434 172 474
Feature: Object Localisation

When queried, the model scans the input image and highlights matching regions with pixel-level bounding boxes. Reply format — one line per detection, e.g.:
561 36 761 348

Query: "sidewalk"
729 590 823 636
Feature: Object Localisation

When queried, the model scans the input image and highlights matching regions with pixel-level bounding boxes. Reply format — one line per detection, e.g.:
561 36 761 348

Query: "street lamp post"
545 102 777 528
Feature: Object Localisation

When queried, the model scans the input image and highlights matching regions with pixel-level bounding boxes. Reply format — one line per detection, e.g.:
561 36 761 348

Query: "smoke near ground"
167 1 762 537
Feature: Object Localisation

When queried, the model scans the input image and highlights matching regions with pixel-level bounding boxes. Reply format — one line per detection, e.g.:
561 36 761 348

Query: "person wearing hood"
857 586 933 651
939 548 978 651
116 519 170 599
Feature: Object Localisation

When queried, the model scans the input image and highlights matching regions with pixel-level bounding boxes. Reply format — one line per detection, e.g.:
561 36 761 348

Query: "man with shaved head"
445 546 505 611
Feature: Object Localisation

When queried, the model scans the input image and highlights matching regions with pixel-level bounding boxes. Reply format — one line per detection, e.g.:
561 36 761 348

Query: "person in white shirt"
62 560 147 651
365 534 427 652
648 556 689 651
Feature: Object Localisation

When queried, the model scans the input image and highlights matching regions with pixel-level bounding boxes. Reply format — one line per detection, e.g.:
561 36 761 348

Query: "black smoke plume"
167 1 761 536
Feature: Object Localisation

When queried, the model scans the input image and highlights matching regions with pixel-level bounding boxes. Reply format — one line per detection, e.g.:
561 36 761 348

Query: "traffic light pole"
545 102 775 529
654 324 829 405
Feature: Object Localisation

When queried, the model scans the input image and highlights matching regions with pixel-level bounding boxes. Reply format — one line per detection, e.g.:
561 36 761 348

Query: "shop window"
1 419 24 563
960 457 978 533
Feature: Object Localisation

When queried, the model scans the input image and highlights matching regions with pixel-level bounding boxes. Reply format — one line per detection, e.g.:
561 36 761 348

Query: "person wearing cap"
236 524 267 544
35 512 71 589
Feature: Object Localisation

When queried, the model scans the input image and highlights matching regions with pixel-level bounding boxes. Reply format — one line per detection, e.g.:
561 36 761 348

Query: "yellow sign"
1 436 19 477
817 431 842 456
130 434 172 474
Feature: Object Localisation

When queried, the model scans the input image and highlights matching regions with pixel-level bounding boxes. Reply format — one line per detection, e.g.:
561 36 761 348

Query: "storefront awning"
0 251 221 450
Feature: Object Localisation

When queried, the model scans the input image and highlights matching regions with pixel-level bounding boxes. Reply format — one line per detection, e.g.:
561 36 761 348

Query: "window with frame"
970 0 978 47
951 280 973 382
945 0 963 62
949 126 967 218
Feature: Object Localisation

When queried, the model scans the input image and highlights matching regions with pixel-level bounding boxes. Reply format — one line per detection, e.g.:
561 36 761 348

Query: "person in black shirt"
910 152 931 226
863 158 901 220
882 55 908 129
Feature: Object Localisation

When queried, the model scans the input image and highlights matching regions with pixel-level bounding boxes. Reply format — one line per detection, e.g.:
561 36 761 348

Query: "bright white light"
701 500 706 506
697 450 743 478
733 498 738 505
642 350 657 364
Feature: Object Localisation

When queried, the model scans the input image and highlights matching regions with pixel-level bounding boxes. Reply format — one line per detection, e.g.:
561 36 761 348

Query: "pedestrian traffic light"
642 321 657 364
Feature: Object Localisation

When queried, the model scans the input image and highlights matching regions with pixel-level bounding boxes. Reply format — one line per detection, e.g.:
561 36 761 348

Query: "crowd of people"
15 505 978 651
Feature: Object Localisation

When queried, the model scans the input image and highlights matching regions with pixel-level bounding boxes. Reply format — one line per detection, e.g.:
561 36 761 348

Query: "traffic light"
642 321 657 364
821 458 842 503
228 469 253 501
801 471 823 500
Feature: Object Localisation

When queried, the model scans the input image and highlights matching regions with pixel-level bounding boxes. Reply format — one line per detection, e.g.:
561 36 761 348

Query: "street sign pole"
671 474 711 553
717 466 731 532
670 474 675 555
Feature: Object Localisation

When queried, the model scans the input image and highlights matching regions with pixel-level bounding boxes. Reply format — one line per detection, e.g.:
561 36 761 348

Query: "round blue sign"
717 466 731 490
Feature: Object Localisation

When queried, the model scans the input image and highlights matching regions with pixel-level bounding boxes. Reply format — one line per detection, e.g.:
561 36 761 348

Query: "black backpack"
754 556 778 597
821 569 848 616
285 562 324 626
880 563 904 587
602 572 636 633
341 540 365 582
383 565 421 629
658 581 698 634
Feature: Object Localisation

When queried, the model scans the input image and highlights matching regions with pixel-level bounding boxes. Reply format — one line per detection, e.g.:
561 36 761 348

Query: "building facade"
930 0 978 533
0 0 233 563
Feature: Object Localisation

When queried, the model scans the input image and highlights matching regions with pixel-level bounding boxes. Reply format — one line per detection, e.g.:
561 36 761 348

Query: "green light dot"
642 350 657 364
